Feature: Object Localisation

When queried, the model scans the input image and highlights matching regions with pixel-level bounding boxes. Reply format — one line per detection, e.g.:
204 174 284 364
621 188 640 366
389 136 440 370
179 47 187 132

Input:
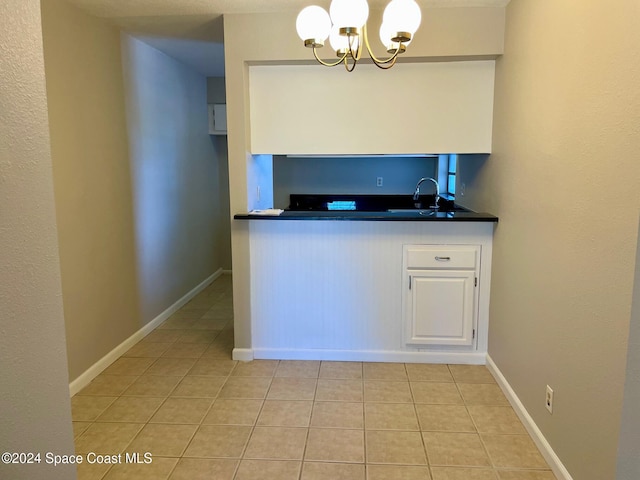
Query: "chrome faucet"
413 177 440 208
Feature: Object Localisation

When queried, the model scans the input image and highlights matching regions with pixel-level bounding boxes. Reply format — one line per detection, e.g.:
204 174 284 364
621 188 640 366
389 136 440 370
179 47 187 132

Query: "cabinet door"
208 104 227 135
406 270 476 346
213 104 227 132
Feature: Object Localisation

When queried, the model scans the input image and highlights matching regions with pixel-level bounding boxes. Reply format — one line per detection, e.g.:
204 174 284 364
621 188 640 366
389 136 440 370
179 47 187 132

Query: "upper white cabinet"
208 104 227 135
248 62 495 154
403 245 480 347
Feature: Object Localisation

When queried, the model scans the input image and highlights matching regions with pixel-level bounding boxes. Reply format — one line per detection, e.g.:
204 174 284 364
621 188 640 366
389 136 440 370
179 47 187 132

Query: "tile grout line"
408 362 432 476
451 364 497 475
230 361 278 480
103 348 197 479
176 357 242 478
296 365 320 480
461 390 500 478
166 285 235 479
362 365 367 477
170 365 235 464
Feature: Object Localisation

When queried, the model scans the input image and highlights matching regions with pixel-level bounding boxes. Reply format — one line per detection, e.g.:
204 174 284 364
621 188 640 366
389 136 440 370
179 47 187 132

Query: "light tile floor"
71 275 557 480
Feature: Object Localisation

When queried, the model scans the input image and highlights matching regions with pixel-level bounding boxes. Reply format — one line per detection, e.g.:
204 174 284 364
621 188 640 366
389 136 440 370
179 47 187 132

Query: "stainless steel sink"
387 209 437 216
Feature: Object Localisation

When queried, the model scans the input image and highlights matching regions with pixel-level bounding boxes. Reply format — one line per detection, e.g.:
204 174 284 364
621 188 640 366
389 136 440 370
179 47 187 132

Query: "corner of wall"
616 215 640 478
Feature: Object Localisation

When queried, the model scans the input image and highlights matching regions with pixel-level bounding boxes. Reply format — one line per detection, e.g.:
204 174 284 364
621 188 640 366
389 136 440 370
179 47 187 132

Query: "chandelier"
296 0 421 72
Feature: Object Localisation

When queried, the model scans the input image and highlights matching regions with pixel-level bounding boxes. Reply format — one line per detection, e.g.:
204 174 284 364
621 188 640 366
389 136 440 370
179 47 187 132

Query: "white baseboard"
252 348 487 364
486 354 573 480
69 268 223 396
232 348 254 362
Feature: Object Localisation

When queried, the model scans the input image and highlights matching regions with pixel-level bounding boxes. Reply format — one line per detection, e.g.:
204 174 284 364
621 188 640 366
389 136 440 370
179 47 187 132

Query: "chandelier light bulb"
379 22 411 51
296 5 331 43
330 0 369 29
383 0 422 36
379 22 392 45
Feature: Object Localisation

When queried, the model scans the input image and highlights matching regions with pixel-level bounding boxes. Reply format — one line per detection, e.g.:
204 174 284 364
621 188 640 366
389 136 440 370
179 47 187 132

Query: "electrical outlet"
545 385 554 414
376 177 383 187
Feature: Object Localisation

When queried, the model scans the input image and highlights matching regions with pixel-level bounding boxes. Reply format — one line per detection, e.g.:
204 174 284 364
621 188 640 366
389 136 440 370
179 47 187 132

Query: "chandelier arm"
344 55 357 72
313 47 348 67
362 24 402 66
370 54 399 70
348 32 363 62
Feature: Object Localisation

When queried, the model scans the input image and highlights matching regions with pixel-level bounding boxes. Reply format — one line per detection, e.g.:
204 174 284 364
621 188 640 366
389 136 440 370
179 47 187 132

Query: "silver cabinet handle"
435 256 451 261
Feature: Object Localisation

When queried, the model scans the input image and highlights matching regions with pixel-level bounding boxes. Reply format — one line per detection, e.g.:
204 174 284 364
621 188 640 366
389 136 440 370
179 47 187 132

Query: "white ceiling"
65 0 510 77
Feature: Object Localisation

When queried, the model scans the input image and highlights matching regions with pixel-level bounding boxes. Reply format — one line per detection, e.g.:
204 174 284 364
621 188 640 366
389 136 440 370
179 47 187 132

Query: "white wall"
0 0 76 478
122 35 225 321
249 62 496 155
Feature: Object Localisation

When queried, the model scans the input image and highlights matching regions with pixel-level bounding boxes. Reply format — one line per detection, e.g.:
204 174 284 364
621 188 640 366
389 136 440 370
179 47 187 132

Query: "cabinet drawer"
406 246 478 270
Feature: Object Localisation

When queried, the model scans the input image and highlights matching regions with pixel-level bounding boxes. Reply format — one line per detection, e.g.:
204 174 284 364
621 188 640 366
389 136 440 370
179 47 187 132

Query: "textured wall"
41 0 142 382
464 1 640 478
0 0 76 478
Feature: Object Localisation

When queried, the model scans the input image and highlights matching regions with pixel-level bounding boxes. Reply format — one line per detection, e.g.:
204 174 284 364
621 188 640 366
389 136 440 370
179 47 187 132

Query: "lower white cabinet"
403 245 480 347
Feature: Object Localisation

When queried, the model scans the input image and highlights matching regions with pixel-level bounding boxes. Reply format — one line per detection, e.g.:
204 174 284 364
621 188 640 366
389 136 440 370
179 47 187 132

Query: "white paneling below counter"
238 220 495 364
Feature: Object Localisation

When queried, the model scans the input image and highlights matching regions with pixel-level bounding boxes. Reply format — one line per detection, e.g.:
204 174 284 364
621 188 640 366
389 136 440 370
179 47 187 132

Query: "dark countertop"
234 210 498 222
234 194 497 222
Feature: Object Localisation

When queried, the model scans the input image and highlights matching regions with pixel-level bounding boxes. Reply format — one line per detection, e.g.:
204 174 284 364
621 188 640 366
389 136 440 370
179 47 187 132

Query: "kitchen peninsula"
235 195 497 364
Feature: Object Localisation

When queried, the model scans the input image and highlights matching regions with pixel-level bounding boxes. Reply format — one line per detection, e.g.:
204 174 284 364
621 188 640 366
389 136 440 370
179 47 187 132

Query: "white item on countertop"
249 209 284 216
